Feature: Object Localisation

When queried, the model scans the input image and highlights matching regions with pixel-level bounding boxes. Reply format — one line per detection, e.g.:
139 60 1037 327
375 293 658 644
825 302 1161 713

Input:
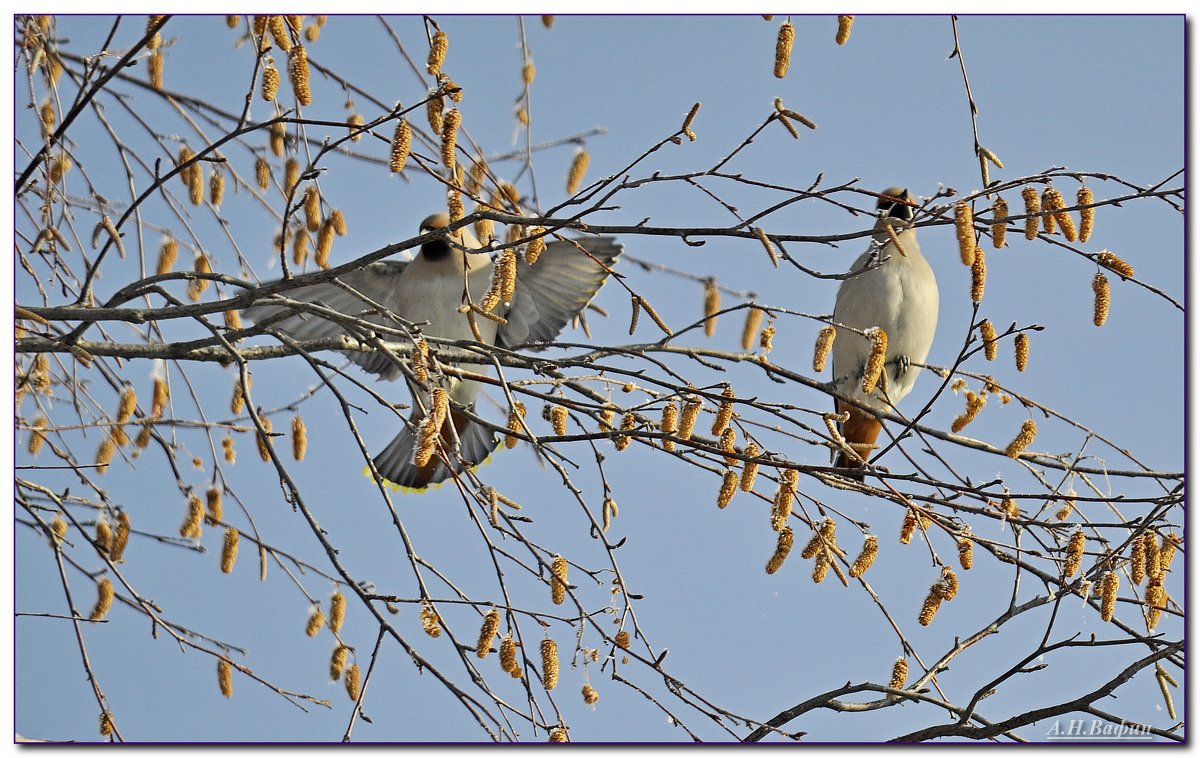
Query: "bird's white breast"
396 252 499 406
831 228 939 413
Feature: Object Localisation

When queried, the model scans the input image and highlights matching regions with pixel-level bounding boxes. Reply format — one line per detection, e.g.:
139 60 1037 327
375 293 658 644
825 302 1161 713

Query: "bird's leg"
893 353 911 381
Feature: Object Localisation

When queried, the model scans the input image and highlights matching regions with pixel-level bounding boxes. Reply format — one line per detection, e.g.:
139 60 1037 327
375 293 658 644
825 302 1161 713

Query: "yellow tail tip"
360 448 498 494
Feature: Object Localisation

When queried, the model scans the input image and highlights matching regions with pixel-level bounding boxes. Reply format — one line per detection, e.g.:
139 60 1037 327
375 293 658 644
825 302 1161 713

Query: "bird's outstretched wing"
244 260 411 380
497 237 622 349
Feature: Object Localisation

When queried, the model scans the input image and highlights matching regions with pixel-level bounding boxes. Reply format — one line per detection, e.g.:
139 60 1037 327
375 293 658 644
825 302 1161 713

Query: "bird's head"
873 188 916 247
418 212 483 262
876 187 916 222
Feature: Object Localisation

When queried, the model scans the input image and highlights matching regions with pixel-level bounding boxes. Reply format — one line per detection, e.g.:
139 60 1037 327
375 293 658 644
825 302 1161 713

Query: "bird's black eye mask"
878 193 915 222
420 236 452 261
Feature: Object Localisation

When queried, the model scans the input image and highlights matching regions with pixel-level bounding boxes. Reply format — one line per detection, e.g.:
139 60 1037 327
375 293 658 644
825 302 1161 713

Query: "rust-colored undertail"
834 401 883 480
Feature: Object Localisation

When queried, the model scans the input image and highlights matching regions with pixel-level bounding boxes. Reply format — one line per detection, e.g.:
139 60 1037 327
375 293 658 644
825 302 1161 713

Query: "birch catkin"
1015 332 1030 372
679 396 702 440
660 400 677 451
740 442 760 492
917 581 945 626
476 609 500 658
1005 419 1037 458
550 554 568 605
774 22 794 78
765 526 794 574
703 279 720 337
427 31 448 76
1040 187 1057 235
1078 185 1095 242
991 196 1008 249
741 307 764 350
440 108 461 173
899 509 918 544
221 527 239 574
957 538 974 570
980 319 998 361
813 326 835 372
1045 187 1077 241
1099 570 1118 622
551 404 569 437
950 391 986 433
329 591 346 634
681 102 701 141
1022 186 1040 240
1063 531 1086 578
218 658 233 698
287 45 311 106
262 62 280 101
771 469 798 531
970 247 986 303
1092 272 1110 326
566 149 589 194
706 387 733 437
389 119 411 173
500 635 520 678
848 535 878 578
861 328 887 395
303 186 321 231
540 638 559 690
754 227 779 267
254 157 270 190
1097 251 1134 278
717 470 738 509
90 578 115 621
835 16 854 45
954 201 976 266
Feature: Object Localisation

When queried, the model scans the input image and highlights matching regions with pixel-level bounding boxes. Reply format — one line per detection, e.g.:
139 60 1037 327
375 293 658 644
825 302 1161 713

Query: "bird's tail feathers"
368 408 499 493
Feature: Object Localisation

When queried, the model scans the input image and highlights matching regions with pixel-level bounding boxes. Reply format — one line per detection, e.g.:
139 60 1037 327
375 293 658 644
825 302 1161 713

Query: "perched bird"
831 187 939 478
247 213 621 490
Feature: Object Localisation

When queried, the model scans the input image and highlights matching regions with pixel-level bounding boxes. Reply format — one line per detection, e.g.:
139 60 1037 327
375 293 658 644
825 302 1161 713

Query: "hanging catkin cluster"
848 535 878 578
979 320 998 361
1021 186 1040 240
287 45 311 106
774 21 794 78
716 470 738 509
476 609 500 658
835 16 854 45
765 526 794 574
770 469 798 531
954 201 976 266
550 555 568 605
1005 419 1037 458
1078 185 1095 242
1092 272 1110 326
991 196 1008 248
711 384 735 435
861 328 888 394
812 326 836 372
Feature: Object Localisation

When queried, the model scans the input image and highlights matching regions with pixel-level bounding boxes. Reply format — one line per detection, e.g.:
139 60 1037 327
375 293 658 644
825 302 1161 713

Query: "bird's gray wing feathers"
496 237 621 349
244 260 410 380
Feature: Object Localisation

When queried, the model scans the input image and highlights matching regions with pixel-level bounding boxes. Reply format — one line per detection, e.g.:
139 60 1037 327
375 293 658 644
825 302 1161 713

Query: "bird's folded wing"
244 260 410 380
497 237 622 349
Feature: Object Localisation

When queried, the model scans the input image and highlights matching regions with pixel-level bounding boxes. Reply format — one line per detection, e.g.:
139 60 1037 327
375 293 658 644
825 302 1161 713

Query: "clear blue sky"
10 11 1187 744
